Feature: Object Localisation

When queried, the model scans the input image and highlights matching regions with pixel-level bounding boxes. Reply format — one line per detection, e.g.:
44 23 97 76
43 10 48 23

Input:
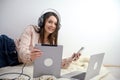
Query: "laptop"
33 44 63 78
62 53 105 80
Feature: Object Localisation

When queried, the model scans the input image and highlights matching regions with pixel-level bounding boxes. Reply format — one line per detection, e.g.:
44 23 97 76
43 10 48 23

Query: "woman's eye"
55 23 57 26
48 20 57 26
48 20 52 24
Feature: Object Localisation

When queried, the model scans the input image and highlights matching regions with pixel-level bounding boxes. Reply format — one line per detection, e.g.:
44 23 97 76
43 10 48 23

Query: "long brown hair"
34 12 60 45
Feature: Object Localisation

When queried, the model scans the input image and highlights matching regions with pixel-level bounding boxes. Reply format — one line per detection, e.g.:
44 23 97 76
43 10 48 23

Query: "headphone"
38 8 61 29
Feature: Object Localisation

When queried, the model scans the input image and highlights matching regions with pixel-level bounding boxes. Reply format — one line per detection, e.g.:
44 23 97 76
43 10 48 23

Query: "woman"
0 9 81 68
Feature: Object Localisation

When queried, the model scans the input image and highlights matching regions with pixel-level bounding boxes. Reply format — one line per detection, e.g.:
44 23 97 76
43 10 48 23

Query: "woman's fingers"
61 58 71 69
72 53 81 61
31 48 41 53
30 48 43 61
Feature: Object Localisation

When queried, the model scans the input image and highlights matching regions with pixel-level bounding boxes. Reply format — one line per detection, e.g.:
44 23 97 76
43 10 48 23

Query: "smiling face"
37 12 60 45
44 15 57 35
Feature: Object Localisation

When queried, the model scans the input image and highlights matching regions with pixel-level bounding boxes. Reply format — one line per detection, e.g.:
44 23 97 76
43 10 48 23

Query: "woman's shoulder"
24 25 40 32
26 25 39 30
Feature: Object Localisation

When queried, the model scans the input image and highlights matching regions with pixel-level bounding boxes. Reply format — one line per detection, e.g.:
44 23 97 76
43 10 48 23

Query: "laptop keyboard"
71 72 86 80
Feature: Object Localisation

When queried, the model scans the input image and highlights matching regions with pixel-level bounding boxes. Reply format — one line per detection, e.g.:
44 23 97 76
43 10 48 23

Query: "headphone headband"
38 8 61 28
40 8 61 22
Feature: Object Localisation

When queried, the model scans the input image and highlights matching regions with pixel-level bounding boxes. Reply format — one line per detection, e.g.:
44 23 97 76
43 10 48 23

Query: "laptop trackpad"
71 72 86 80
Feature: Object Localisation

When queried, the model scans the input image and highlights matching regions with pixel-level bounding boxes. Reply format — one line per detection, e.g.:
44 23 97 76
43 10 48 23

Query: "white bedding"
0 56 109 80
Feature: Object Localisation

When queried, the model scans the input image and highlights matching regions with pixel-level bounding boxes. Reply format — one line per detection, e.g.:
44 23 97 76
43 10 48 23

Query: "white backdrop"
0 0 120 65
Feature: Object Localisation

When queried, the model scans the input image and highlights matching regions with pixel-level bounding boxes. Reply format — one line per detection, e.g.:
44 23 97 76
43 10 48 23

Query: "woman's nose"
51 23 56 28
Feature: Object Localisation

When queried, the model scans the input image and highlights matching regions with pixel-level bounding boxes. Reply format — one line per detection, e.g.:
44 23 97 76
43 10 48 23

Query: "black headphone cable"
0 63 31 80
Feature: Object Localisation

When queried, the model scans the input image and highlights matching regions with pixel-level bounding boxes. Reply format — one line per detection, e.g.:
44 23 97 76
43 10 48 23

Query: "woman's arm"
17 26 33 63
17 25 42 63
61 53 81 69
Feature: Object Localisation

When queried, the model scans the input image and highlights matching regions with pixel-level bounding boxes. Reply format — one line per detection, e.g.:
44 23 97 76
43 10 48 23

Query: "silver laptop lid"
85 53 105 80
33 44 63 78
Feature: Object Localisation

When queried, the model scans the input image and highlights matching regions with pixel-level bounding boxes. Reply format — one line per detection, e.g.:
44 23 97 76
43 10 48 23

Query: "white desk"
102 73 118 80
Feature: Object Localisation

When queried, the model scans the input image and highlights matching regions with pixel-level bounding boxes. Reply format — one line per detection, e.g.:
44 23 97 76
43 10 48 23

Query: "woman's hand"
61 53 81 69
71 52 81 61
61 57 72 69
30 48 43 61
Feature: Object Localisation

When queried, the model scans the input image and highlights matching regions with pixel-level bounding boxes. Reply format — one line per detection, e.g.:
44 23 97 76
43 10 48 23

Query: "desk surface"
102 73 118 80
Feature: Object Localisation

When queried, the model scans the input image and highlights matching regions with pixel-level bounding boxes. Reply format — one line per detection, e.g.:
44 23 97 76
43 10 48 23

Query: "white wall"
0 0 120 65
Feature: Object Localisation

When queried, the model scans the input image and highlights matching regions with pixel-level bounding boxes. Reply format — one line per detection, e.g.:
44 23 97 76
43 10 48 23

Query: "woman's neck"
44 32 50 44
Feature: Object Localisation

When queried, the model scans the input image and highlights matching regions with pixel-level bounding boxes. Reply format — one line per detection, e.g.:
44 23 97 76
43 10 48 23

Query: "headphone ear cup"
38 15 44 28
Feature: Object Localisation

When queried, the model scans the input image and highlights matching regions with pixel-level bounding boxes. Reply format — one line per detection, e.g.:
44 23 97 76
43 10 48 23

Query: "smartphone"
72 47 84 61
77 47 84 53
